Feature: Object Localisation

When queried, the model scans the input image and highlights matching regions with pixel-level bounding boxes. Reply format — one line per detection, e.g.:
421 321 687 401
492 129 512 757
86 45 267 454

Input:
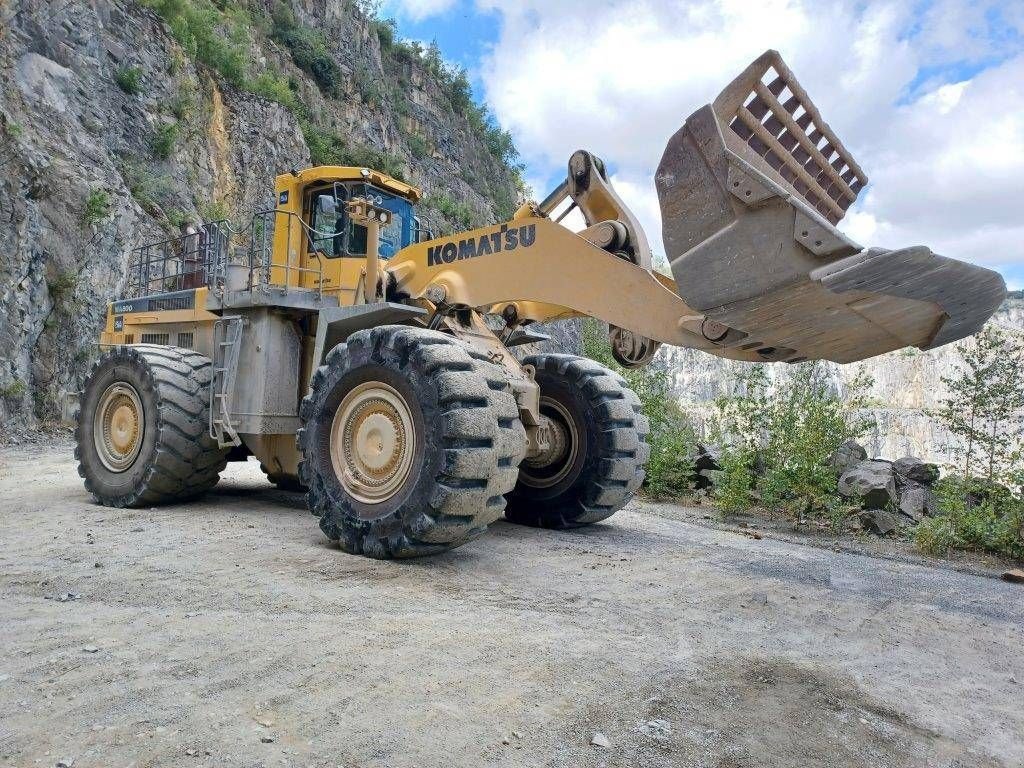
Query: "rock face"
662 291 1024 466
0 0 529 432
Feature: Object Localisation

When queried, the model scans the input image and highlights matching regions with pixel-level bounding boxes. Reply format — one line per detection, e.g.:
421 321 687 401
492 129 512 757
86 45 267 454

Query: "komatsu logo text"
426 224 536 267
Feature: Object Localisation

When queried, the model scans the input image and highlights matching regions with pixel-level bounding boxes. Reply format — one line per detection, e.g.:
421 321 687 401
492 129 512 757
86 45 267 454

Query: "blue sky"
384 0 1024 291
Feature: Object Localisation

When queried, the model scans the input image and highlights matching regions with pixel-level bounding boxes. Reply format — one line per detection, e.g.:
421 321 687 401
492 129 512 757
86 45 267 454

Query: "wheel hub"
94 382 144 472
330 382 415 504
519 396 579 489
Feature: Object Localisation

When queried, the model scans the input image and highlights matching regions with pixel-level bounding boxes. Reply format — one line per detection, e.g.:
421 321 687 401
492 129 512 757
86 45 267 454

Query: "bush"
124 164 175 213
47 271 78 305
581 319 697 499
248 71 298 111
407 132 429 160
712 365 872 517
421 192 475 232
271 6 343 96
916 477 1024 560
169 88 194 120
82 189 111 225
150 122 179 159
0 381 27 400
114 66 143 95
145 0 249 87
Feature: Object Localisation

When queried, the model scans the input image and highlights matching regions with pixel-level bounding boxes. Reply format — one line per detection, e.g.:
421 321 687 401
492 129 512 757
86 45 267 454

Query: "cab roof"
277 166 421 203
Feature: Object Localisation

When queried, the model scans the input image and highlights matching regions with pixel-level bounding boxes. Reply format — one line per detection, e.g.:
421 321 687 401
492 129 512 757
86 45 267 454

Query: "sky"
383 0 1024 290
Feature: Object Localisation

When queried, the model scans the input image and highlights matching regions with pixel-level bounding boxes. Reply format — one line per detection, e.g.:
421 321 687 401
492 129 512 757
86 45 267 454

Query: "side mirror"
414 216 434 243
317 194 337 215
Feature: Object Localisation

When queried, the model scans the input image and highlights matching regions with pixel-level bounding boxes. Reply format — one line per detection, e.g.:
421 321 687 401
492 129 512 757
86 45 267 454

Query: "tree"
935 325 1024 488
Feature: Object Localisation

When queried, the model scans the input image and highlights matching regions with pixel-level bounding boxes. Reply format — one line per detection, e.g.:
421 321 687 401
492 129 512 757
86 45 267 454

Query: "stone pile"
832 440 940 535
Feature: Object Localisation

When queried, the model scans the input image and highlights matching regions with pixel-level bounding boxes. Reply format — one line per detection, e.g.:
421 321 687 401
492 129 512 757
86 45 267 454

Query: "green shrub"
145 0 249 87
271 6 342 96
200 198 230 222
114 66 143 95
248 71 298 111
82 189 111 225
150 122 180 159
124 164 175 213
421 192 475 232
169 88 194 120
407 132 429 160
712 365 872 517
581 319 697 499
916 477 1024 560
0 381 27 400
47 271 78 305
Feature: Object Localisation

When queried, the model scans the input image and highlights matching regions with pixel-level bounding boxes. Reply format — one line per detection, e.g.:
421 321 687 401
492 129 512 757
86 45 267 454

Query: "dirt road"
1 442 1021 768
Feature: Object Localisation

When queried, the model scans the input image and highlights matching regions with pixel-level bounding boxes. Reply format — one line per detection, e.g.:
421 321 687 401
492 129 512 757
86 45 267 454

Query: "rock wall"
0 0 523 431
662 291 1024 466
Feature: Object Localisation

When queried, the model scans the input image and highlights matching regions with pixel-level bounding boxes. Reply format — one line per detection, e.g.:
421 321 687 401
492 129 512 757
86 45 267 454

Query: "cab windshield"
309 183 414 259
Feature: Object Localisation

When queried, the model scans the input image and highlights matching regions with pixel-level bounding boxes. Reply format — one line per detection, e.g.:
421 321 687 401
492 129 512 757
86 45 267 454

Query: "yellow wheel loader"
74 51 1006 558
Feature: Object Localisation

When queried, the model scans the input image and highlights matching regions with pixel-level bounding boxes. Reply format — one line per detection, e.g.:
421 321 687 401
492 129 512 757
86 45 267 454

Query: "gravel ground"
1 442 1022 768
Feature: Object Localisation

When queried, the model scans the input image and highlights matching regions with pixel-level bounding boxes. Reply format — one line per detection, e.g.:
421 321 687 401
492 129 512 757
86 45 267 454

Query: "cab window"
307 183 413 259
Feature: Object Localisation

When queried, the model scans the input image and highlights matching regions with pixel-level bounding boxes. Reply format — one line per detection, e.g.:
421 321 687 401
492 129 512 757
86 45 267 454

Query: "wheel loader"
74 51 1006 558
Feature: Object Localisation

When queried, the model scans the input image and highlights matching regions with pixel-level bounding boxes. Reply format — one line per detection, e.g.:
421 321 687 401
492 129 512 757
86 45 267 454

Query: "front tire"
75 345 228 507
505 354 649 528
297 326 525 558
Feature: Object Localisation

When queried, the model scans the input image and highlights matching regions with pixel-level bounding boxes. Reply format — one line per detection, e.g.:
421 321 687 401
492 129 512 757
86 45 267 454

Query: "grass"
82 189 111 225
114 66 143 95
145 0 249 88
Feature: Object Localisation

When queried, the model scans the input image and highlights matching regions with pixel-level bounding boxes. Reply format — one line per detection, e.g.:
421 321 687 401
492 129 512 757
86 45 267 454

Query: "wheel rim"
330 381 416 504
519 396 579 489
93 382 144 473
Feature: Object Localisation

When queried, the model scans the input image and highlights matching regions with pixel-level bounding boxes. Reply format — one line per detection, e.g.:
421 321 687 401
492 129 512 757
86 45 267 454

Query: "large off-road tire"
505 354 649 529
75 345 228 507
297 326 526 558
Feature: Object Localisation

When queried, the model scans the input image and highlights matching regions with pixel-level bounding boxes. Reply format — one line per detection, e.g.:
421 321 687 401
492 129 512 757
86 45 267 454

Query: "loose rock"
859 509 899 536
830 440 867 476
893 456 940 486
838 460 897 510
591 732 611 748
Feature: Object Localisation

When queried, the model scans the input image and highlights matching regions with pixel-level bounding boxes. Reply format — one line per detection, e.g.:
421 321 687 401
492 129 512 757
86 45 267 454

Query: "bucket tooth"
656 49 1005 364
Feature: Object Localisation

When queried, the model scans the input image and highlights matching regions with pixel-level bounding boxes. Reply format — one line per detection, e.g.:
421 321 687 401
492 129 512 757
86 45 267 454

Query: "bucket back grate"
717 52 868 225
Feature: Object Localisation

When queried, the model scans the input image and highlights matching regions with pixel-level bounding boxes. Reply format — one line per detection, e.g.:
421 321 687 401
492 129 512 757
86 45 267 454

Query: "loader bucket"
655 50 1006 364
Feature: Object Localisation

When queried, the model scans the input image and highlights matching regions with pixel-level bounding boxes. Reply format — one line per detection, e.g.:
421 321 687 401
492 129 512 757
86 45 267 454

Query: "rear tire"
75 345 228 507
505 354 649 528
297 326 525 558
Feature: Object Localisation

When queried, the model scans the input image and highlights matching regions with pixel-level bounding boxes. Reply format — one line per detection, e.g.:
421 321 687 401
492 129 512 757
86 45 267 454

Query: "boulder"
859 508 900 536
830 440 867 476
897 483 940 522
838 460 897 510
893 456 940 486
691 443 722 489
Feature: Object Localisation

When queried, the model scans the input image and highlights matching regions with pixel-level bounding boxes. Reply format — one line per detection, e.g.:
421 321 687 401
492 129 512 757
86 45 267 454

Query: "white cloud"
387 0 458 22
477 0 1024 279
